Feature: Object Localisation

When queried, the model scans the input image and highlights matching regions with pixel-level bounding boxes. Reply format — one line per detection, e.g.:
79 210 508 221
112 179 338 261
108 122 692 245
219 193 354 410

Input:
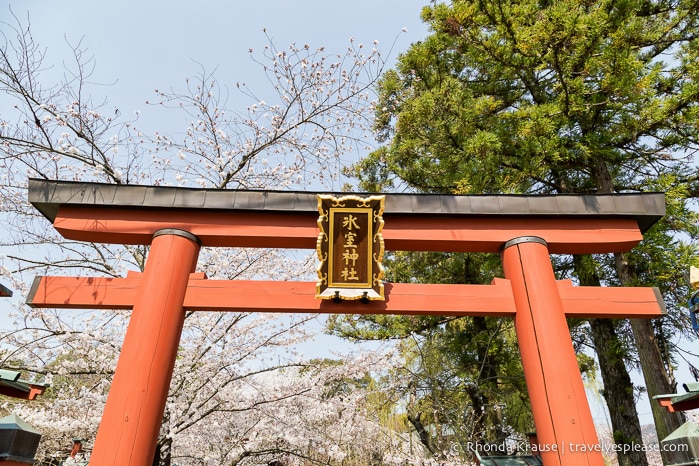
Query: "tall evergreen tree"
343 0 699 464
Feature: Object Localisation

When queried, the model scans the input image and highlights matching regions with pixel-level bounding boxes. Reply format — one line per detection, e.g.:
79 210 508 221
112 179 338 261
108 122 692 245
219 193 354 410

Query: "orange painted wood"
0 384 46 400
502 240 604 466
90 232 200 466
655 393 699 413
53 206 318 248
28 275 664 318
28 276 516 315
52 206 644 253
656 396 677 412
185 280 517 315
29 276 137 310
383 216 643 254
554 279 665 318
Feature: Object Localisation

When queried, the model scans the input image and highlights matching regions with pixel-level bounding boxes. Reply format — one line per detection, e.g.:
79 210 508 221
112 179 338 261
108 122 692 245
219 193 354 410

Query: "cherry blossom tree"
0 13 433 466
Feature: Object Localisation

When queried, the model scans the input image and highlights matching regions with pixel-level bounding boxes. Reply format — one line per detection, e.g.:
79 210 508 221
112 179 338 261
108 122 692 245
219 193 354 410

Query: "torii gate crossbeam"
26 179 666 466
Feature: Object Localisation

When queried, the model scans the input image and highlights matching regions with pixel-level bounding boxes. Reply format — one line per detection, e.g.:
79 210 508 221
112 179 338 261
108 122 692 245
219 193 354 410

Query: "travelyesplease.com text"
451 441 688 456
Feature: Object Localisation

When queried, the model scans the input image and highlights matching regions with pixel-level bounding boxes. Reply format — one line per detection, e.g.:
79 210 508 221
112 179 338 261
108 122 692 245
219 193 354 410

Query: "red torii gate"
26 179 666 466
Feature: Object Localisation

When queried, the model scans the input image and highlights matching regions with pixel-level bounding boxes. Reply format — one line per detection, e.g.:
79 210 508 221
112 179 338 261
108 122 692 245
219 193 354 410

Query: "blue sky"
4 1 429 124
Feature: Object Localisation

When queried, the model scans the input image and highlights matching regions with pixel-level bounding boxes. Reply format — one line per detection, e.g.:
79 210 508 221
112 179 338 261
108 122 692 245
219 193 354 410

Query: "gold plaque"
316 194 385 300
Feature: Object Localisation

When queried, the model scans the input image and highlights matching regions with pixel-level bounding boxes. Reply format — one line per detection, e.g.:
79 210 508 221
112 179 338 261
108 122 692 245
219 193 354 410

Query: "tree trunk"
616 253 686 461
407 411 437 456
471 316 508 447
574 254 647 466
589 155 685 461
588 318 648 466
152 436 172 466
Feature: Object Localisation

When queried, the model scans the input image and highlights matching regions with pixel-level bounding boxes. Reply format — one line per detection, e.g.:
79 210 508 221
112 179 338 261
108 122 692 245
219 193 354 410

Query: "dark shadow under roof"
28 179 665 233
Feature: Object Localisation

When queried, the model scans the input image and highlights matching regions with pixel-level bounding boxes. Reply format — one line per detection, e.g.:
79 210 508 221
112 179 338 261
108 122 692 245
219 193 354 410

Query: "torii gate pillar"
91 230 200 465
503 237 600 465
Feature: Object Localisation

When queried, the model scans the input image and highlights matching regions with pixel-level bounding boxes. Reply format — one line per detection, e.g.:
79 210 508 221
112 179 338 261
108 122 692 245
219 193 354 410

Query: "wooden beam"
554 279 666 318
27 275 665 318
27 276 517 316
52 206 644 253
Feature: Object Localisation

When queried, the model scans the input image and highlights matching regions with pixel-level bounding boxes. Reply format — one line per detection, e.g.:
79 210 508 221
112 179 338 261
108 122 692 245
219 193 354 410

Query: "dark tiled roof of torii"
28 178 665 233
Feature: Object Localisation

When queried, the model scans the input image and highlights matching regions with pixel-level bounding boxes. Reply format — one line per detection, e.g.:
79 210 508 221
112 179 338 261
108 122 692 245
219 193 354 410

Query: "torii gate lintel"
26 179 667 466
29 273 663 318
